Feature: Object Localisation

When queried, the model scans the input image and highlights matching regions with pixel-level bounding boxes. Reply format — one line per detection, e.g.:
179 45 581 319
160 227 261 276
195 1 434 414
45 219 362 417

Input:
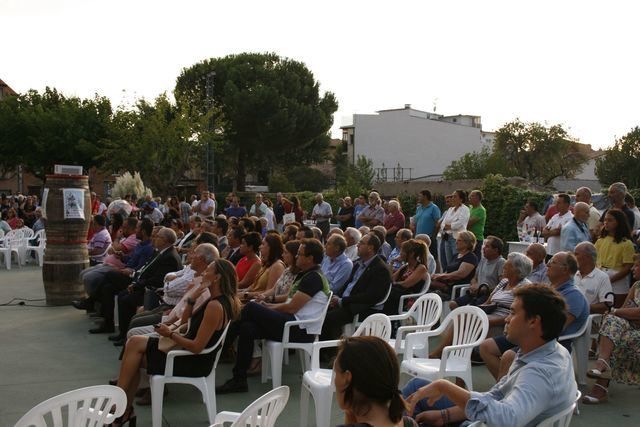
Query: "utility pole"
205 71 216 192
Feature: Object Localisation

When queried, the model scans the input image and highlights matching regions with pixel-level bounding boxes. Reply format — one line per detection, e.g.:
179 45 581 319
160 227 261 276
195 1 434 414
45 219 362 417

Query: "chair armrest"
310 339 341 370
387 311 412 322
404 328 444 360
165 348 196 375
213 411 240 425
451 284 470 299
397 292 424 315
282 317 318 343
394 325 434 352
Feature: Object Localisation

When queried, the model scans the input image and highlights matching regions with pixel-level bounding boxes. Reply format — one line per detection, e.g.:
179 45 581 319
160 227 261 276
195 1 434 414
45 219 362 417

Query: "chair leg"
150 378 165 427
300 385 310 427
270 345 284 388
261 344 270 384
203 377 217 424
312 387 334 427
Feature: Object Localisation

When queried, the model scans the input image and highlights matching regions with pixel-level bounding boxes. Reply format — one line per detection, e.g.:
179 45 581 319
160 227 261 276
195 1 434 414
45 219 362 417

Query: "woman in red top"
384 200 406 247
291 196 305 223
236 231 262 290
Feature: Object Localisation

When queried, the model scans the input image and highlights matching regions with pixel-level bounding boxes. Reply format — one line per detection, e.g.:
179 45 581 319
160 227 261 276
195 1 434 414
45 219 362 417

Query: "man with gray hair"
389 228 413 271
357 191 385 227
574 242 613 313
575 186 602 238
311 192 333 239
600 182 636 232
321 234 353 293
560 202 591 252
344 227 361 261
524 243 549 284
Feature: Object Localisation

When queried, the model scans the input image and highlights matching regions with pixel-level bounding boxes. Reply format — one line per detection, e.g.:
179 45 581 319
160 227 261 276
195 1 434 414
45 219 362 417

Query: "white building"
341 104 494 181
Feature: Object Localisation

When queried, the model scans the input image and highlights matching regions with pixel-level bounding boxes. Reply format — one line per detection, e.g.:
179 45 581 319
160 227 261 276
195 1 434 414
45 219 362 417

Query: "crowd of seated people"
59 183 640 425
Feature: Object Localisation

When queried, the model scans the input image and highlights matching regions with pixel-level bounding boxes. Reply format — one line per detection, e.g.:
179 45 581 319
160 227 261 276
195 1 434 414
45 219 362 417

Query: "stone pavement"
0 266 637 426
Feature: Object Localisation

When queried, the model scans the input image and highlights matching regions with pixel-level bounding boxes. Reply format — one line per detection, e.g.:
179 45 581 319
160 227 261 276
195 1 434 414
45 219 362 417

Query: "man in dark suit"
222 225 244 265
320 233 392 340
110 227 182 345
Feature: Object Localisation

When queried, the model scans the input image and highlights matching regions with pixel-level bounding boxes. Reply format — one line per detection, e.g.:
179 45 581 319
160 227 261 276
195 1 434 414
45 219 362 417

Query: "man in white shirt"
311 192 333 240
249 193 268 217
541 193 573 260
574 241 613 313
343 227 361 261
195 190 215 219
517 199 546 235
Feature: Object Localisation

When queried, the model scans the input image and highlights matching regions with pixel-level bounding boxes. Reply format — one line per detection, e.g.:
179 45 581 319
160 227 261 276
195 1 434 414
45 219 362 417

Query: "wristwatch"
186 298 196 306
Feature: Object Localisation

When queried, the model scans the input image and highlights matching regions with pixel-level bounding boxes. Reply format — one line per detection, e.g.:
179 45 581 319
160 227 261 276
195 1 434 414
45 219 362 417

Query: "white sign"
41 188 49 219
63 188 85 219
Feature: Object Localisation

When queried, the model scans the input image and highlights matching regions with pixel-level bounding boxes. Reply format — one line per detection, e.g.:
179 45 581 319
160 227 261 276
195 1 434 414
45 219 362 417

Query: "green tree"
443 145 517 180
353 155 375 189
493 119 588 186
101 94 200 195
595 127 640 188
174 52 338 191
0 87 112 179
285 166 331 193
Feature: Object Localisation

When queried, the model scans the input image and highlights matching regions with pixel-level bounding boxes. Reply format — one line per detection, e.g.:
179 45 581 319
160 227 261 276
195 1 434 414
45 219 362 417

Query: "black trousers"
232 302 313 380
116 289 145 336
99 271 132 326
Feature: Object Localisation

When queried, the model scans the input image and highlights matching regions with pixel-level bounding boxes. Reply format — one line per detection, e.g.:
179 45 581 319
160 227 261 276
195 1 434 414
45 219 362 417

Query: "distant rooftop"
341 104 484 129
0 78 18 97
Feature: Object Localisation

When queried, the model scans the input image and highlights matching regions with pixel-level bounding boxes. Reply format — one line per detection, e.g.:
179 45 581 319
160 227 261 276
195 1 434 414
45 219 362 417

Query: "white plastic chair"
14 385 127 427
388 293 442 356
0 229 23 270
401 305 489 391
25 229 46 267
343 283 392 336
150 322 230 427
559 315 595 386
397 275 432 314
18 227 35 262
440 283 470 322
300 313 392 427
210 385 290 427
261 292 333 388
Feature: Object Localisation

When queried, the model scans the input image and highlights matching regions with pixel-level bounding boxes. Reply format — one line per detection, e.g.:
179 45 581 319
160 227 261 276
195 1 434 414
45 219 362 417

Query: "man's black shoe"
216 377 248 394
113 338 126 347
71 299 89 310
108 334 124 341
89 323 115 334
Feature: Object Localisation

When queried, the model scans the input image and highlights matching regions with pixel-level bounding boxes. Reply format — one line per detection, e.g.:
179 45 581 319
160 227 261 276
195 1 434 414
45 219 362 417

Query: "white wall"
352 109 486 178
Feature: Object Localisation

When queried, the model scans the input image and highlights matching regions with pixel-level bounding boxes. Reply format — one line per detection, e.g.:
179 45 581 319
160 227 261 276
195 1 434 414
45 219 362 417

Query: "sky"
2 0 639 149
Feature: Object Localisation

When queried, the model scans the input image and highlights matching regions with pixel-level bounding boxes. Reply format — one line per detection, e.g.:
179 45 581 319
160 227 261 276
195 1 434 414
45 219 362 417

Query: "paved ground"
1 265 638 426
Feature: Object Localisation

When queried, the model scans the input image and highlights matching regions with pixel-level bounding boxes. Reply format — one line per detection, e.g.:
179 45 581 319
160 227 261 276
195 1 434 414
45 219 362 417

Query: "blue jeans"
402 378 455 417
445 236 458 266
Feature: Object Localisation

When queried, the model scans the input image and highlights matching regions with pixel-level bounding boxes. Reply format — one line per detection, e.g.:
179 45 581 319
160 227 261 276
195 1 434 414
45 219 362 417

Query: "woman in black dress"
113 259 241 426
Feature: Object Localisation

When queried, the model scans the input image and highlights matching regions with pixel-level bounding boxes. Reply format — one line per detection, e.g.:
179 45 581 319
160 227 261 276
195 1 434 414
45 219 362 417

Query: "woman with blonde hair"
383 239 430 316
112 259 241 426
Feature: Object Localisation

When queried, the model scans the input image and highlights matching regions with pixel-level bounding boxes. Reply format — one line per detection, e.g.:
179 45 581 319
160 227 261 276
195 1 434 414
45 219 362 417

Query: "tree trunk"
236 148 246 191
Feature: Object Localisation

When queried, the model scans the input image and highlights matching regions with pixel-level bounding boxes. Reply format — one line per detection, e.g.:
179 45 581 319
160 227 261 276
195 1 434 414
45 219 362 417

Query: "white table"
507 241 546 254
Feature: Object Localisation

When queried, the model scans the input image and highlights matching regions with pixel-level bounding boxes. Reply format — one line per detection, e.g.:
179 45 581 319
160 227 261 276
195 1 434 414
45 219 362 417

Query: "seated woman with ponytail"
382 239 430 315
334 336 418 427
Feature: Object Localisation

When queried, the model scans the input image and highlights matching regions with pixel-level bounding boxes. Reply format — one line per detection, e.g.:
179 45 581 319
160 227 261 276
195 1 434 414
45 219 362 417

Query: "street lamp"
205 71 216 192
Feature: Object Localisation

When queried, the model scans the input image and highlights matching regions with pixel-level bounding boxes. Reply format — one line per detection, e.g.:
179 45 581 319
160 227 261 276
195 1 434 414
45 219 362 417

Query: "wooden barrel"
42 174 92 305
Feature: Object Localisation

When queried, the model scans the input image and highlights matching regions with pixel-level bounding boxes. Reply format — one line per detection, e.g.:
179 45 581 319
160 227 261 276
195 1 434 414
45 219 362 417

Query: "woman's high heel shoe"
111 406 136 427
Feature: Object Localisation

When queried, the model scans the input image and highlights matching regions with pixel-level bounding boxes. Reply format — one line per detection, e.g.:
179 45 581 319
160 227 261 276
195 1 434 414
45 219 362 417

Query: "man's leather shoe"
71 299 89 310
108 334 124 341
113 338 126 347
89 323 115 334
216 377 248 394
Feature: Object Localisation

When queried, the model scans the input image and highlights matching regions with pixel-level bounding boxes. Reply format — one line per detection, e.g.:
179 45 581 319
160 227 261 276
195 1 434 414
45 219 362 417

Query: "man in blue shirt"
320 234 353 293
413 190 441 236
560 202 591 252
403 284 578 427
